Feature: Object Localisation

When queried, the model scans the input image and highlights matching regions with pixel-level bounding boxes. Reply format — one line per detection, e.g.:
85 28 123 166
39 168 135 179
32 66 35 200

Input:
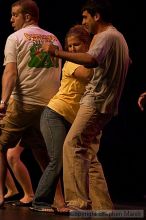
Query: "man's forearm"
1 70 17 104
55 50 97 68
42 43 97 68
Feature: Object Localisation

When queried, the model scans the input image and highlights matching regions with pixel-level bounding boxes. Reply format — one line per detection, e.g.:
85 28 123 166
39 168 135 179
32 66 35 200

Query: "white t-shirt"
81 26 130 115
4 25 62 106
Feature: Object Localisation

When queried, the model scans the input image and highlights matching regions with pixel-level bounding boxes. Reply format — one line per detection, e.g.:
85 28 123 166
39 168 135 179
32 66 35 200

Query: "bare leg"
7 145 34 203
0 150 7 206
5 169 19 198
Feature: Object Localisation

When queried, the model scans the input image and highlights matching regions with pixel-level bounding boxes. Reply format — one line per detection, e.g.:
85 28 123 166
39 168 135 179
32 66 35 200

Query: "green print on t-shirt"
28 41 59 68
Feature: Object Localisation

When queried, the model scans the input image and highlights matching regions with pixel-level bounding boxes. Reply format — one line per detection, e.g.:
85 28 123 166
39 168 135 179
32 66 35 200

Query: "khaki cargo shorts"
0 98 45 151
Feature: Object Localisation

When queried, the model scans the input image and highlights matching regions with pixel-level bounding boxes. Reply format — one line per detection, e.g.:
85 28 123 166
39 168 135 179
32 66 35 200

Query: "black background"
0 0 146 203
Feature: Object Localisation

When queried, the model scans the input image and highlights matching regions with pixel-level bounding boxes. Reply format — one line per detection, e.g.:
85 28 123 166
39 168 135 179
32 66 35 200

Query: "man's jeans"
32 107 71 207
63 105 113 210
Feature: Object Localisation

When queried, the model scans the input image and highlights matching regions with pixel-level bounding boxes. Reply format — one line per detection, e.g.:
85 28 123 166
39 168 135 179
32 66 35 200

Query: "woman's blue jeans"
32 107 71 207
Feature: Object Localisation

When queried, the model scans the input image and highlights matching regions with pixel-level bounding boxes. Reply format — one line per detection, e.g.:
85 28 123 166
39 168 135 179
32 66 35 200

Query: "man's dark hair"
81 0 112 23
12 0 39 22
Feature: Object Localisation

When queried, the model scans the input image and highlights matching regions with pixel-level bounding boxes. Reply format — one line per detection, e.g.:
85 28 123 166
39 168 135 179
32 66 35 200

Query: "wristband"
0 100 7 106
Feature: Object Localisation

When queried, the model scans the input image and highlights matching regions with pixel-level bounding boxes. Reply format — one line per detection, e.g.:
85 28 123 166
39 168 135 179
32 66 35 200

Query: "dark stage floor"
0 202 145 220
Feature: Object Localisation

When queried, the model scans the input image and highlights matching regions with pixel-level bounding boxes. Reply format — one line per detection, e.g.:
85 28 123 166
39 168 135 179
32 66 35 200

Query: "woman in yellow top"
31 24 93 212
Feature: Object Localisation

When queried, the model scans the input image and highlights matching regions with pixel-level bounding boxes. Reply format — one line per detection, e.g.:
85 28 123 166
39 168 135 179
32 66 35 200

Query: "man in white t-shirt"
0 0 62 207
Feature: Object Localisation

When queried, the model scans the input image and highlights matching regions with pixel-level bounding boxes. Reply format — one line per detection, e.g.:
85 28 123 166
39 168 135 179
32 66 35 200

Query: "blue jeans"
32 107 71 207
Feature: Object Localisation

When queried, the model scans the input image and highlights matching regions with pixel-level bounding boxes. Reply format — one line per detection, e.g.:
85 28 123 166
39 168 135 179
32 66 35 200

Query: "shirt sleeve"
3 35 17 65
87 33 113 65
63 61 81 76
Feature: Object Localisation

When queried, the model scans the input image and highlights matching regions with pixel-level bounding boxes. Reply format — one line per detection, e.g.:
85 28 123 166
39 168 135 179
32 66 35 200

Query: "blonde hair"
65 24 92 51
